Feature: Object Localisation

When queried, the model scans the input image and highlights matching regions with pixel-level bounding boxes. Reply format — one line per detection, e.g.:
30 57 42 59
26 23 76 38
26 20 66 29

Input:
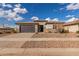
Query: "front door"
38 25 43 32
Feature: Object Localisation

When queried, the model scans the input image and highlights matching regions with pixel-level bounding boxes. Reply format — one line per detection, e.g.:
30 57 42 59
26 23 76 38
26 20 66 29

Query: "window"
45 24 53 29
53 25 56 29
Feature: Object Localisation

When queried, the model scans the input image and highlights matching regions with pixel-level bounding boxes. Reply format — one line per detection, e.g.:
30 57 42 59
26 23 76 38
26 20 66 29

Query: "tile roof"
16 22 39 25
46 21 64 24
34 20 47 22
64 20 79 26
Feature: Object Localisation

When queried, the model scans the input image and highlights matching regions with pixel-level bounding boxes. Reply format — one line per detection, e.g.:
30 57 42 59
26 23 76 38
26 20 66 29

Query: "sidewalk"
0 48 79 56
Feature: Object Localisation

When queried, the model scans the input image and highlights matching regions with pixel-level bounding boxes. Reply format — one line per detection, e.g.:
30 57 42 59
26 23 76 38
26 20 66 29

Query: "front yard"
0 38 79 55
0 32 79 38
32 33 79 38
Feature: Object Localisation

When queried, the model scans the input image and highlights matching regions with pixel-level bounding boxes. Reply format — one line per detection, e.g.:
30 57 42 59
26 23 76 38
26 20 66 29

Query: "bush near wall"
64 30 69 33
76 31 79 33
59 29 69 33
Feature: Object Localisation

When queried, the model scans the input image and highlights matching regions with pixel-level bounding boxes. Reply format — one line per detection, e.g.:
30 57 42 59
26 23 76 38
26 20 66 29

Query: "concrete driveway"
1 33 79 38
2 33 35 38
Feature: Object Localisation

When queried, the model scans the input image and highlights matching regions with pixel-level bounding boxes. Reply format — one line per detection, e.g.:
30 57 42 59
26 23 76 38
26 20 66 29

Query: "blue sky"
0 3 79 27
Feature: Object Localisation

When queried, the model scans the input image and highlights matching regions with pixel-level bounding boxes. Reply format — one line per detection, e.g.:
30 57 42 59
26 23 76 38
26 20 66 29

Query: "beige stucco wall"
64 25 79 32
45 24 53 29
44 24 53 32
64 26 69 30
36 22 46 25
44 23 64 33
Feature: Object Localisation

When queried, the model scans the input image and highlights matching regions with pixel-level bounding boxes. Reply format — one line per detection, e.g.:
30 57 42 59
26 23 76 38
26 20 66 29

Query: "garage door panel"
21 25 35 32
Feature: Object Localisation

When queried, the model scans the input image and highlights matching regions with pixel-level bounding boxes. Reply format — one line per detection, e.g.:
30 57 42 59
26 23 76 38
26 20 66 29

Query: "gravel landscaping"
0 33 79 38
32 33 79 38
0 33 79 55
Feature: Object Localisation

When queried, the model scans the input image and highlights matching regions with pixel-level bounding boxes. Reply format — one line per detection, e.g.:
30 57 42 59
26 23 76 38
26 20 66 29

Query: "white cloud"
52 18 59 21
4 9 12 14
31 16 39 20
66 15 74 18
6 12 17 19
14 16 24 21
59 8 64 10
13 7 28 14
0 3 28 21
13 4 28 14
66 17 78 22
0 9 5 17
2 3 12 8
45 17 51 21
5 11 24 21
66 3 79 10
0 9 18 21
0 9 12 17
14 4 21 8
45 17 59 22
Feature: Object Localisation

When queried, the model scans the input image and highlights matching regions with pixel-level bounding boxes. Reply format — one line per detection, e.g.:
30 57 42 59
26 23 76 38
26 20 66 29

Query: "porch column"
35 24 38 33
19 25 21 33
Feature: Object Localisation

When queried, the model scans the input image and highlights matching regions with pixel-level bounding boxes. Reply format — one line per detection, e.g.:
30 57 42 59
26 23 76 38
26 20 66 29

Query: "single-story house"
64 20 79 33
16 20 64 33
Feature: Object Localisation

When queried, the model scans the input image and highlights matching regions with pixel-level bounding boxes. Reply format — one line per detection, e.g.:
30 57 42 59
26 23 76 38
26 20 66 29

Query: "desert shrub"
0 32 3 34
5 31 11 33
59 29 69 33
35 32 38 34
48 31 52 33
12 29 17 33
76 31 79 33
64 30 69 33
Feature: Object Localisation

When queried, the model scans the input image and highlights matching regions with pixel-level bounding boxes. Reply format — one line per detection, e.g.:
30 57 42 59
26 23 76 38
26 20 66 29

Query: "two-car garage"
16 22 38 33
20 24 35 32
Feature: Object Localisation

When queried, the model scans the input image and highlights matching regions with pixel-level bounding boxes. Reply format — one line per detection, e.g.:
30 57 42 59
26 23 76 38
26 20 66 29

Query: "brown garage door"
20 24 35 32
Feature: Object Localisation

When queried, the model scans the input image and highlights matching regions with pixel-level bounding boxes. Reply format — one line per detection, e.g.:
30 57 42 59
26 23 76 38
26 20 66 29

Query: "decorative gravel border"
21 41 79 48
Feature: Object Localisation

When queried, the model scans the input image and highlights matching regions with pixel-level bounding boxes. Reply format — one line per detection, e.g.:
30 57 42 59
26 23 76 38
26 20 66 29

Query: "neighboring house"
0 27 15 33
64 20 79 33
16 20 64 33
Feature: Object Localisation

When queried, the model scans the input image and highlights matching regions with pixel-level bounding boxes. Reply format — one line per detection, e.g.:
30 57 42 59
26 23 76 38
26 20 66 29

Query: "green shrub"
76 31 79 33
